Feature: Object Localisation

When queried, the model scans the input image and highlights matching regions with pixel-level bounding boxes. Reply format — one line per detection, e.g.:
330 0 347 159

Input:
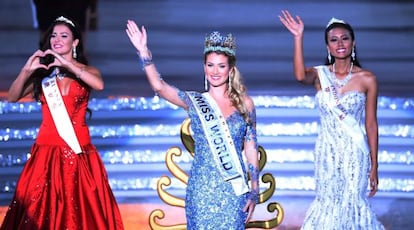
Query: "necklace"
332 62 353 88
54 67 66 80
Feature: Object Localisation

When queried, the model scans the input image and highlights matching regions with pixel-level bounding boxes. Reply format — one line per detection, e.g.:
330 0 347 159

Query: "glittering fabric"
179 91 256 230
0 80 124 230
301 67 384 230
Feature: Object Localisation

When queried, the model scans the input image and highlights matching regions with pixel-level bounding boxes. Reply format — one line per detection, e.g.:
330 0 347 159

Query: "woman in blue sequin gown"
279 11 385 229
125 20 260 229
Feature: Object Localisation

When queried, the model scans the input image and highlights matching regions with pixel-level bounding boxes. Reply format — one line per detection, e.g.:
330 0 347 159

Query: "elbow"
151 83 164 94
7 93 19 103
365 117 378 129
153 88 162 95
365 121 378 136
7 97 18 103
293 72 306 83
296 78 309 85
366 122 378 133
296 78 305 83
96 83 104 91
93 81 104 91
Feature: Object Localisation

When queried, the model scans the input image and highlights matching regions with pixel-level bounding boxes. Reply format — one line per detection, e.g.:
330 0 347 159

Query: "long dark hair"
31 16 88 101
324 22 362 68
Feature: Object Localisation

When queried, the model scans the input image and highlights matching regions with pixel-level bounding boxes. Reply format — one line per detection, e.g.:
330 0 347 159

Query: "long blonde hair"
229 65 250 124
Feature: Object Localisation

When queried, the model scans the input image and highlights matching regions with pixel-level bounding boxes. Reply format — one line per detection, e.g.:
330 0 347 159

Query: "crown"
204 31 236 56
55 16 75 27
326 17 346 28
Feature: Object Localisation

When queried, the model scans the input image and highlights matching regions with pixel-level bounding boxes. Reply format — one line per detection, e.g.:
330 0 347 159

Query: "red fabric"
1 80 124 229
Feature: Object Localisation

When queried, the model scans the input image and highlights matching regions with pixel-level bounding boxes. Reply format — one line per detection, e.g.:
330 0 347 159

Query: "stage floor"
2 197 413 229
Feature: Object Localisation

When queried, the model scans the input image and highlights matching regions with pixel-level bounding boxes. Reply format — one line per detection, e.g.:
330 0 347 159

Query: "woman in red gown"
1 16 124 230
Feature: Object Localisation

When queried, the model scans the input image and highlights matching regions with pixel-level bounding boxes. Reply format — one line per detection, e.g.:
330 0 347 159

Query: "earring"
228 75 232 93
328 51 332 64
351 47 355 61
72 46 77 59
204 75 208 91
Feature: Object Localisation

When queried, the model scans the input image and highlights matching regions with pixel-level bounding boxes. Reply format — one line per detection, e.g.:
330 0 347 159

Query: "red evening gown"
0 79 124 230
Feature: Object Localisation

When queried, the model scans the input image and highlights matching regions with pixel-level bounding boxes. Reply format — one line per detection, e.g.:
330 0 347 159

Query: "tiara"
55 16 75 27
326 17 346 28
204 31 236 56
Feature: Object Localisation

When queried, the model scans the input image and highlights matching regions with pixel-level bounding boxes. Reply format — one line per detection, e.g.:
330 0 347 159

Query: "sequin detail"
301 84 385 229
0 80 124 229
179 91 255 229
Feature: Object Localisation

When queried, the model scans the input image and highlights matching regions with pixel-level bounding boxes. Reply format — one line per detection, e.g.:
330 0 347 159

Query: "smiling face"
326 27 355 60
204 52 233 89
50 24 79 59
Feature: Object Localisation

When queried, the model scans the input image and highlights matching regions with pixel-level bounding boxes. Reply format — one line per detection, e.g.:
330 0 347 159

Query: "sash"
187 91 249 196
316 66 369 154
42 68 82 154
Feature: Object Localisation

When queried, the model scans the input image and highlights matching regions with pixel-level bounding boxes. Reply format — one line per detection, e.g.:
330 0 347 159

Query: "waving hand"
126 20 149 55
279 10 304 37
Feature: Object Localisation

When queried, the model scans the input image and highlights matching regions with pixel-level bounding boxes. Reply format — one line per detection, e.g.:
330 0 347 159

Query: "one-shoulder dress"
301 65 384 230
179 91 257 230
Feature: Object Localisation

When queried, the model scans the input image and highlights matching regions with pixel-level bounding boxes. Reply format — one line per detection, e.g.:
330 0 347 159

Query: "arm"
7 50 46 102
364 71 379 197
242 96 259 222
125 20 186 108
44 49 104 91
74 64 103 91
279 10 317 85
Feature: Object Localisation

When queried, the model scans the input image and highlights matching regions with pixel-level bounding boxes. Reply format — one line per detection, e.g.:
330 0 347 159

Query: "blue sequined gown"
179 91 255 230
301 66 385 229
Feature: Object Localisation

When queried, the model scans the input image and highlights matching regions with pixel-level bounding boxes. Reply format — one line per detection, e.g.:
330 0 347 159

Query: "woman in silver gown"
279 10 385 229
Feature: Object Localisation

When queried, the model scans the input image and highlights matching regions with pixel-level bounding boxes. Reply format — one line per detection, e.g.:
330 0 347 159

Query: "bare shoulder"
353 67 377 92
243 94 256 111
355 67 376 81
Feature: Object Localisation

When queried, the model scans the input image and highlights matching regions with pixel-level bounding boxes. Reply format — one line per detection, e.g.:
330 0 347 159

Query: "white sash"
41 68 82 154
187 91 249 196
316 66 369 154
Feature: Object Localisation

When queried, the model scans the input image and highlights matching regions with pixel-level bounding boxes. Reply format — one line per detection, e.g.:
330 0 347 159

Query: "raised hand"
278 10 304 37
125 20 149 55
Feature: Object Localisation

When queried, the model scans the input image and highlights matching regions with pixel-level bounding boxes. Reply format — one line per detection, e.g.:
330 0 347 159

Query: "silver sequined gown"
179 91 256 230
301 66 385 230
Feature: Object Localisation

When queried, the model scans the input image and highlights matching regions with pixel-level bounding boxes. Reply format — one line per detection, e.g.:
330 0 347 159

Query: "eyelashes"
207 63 227 68
329 36 350 43
50 33 70 39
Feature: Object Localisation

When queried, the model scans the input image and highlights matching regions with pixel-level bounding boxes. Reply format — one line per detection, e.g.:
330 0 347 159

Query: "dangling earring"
328 51 332 64
351 47 355 61
72 46 77 59
228 75 232 93
204 75 208 91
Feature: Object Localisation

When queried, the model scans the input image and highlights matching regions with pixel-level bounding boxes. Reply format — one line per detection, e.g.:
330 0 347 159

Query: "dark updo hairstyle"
324 22 362 68
31 16 89 101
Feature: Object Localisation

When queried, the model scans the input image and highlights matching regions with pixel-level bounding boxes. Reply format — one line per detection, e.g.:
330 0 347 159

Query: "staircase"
1 95 413 204
1 0 414 228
